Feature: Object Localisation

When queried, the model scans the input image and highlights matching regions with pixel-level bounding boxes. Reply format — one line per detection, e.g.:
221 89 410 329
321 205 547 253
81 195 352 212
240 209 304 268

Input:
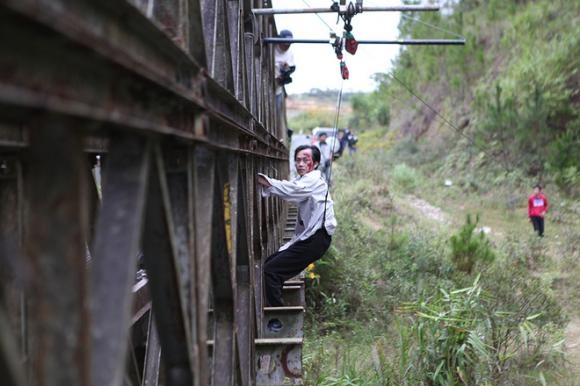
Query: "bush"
449 214 495 274
391 163 421 193
399 270 565 386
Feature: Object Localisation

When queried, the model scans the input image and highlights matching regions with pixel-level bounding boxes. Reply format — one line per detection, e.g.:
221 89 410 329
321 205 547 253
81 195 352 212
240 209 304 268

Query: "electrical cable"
400 14 464 39
300 0 339 34
322 78 345 226
386 71 500 164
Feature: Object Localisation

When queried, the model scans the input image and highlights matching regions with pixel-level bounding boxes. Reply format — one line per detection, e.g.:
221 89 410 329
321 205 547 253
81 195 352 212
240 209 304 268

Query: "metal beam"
191 146 215 386
252 5 440 15
25 123 90 386
90 135 151 386
211 152 236 386
264 38 466 45
142 144 194 386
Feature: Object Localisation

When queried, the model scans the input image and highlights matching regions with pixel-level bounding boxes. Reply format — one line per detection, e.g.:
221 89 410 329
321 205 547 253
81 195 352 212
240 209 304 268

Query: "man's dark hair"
294 145 321 167
534 184 542 190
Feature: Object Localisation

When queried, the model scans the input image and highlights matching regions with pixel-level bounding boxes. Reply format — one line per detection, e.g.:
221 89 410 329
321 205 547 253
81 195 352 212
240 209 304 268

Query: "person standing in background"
528 184 548 237
274 29 295 119
316 132 332 183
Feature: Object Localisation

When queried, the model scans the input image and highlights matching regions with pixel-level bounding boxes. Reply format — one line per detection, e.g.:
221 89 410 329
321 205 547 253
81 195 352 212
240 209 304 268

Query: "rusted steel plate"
256 343 303 385
25 124 90 386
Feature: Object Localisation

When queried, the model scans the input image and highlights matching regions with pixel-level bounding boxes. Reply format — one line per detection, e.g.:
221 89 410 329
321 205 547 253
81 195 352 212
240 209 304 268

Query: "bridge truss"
0 0 293 385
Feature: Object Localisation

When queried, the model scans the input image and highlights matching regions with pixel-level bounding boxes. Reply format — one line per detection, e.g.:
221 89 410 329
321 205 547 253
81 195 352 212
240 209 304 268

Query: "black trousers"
264 228 331 307
530 216 544 237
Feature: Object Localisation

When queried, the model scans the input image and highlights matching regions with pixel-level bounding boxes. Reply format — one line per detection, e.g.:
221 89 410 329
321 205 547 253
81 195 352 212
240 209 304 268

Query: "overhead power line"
400 14 464 39
386 72 500 164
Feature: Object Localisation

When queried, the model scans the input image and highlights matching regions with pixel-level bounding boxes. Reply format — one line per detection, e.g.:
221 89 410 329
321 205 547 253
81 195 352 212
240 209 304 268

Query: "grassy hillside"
350 0 579 194
300 1 580 384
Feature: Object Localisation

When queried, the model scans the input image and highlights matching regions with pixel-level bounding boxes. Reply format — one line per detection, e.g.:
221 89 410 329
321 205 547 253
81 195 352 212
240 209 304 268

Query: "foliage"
449 214 495 274
391 163 422 193
349 93 390 130
287 109 337 133
399 270 565 386
303 1 577 383
360 0 580 194
545 125 580 194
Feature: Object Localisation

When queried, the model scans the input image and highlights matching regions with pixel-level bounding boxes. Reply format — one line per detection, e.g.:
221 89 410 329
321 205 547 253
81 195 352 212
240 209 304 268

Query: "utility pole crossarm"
252 5 440 15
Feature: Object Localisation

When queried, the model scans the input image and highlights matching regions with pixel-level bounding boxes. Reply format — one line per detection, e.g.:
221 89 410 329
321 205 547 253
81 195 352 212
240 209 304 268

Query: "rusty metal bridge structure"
0 1 462 385
0 0 304 385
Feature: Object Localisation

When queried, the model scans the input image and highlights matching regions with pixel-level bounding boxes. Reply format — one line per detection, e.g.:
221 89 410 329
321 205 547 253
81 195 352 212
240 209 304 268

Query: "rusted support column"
0 156 27 382
0 158 26 386
186 0 208 66
235 159 255 386
25 124 90 386
0 307 26 386
201 0 235 91
164 145 200 386
211 152 236 386
191 145 215 386
142 144 194 386
244 32 256 116
227 0 245 101
90 134 151 386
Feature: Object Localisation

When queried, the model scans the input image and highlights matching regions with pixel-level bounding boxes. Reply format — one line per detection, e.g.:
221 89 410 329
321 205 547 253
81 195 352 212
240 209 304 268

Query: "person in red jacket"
528 184 548 237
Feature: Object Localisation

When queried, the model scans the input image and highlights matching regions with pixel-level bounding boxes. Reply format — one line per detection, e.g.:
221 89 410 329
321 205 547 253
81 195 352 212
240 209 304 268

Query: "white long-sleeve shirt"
260 170 337 251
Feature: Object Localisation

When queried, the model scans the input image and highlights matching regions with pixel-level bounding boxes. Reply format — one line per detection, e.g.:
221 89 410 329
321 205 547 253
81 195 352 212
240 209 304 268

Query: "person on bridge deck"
528 184 548 237
257 145 337 310
274 29 296 118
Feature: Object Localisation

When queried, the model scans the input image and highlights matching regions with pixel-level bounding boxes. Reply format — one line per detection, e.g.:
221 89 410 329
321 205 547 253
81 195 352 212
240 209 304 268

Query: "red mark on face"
295 150 316 175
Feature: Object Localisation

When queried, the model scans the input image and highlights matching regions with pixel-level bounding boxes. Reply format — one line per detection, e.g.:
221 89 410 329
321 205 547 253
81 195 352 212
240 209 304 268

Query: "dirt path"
565 318 580 382
406 195 449 224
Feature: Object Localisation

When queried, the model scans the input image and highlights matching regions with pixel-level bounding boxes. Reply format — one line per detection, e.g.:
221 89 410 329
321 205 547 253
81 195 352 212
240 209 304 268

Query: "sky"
272 0 404 94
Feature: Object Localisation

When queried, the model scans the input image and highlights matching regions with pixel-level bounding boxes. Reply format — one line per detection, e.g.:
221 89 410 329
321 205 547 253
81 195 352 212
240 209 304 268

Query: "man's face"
319 134 327 143
534 187 541 195
279 43 291 52
295 149 316 176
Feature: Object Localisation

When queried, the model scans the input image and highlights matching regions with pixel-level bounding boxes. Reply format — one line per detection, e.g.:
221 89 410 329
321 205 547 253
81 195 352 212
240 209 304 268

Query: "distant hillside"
286 90 354 133
350 0 579 194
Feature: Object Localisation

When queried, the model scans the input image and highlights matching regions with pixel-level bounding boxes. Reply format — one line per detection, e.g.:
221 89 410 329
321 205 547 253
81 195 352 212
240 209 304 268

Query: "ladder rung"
282 285 301 290
284 280 304 286
264 306 304 312
255 338 303 345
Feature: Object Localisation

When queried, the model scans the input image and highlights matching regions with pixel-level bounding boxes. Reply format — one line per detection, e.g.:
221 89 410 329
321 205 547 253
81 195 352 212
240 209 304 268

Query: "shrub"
449 214 495 274
399 270 565 386
391 163 421 193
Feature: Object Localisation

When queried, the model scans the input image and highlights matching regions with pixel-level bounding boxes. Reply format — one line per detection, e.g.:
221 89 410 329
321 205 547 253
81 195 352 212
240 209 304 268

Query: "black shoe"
267 318 283 332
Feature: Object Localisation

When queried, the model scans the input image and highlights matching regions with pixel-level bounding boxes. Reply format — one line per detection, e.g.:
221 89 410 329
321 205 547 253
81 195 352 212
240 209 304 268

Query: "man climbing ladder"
257 145 337 311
